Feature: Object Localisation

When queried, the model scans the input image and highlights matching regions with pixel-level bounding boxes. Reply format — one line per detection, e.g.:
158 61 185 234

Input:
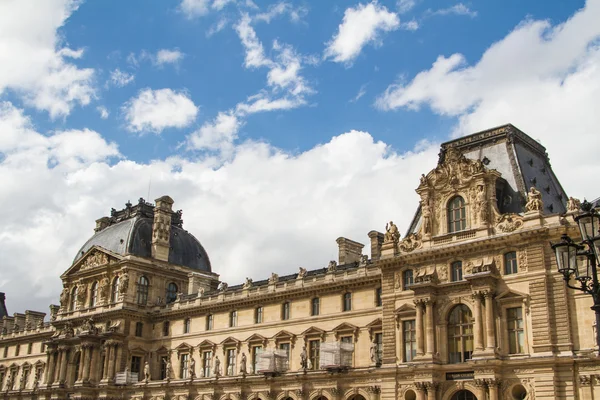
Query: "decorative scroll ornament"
496 213 524 233
398 233 422 253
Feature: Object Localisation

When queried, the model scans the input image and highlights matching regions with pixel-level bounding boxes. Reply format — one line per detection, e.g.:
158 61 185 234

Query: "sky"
1 0 600 315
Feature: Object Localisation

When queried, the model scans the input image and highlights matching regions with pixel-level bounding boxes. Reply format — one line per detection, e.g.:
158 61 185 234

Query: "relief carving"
80 250 109 270
398 233 422 253
525 187 543 212
496 213 524 233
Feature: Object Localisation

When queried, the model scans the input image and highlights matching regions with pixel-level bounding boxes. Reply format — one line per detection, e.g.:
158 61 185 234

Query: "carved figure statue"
243 277 253 289
84 317 97 334
213 356 221 377
188 357 196 379
144 361 151 382
419 174 427 186
76 282 87 306
5 373 13 391
384 221 400 243
370 341 379 364
59 286 69 309
63 321 74 338
240 353 247 375
269 273 279 284
298 267 307 278
327 260 337 272
218 282 228 291
300 346 308 369
19 372 25 390
476 185 488 223
567 196 581 212
98 275 110 300
359 254 369 267
118 271 129 294
163 358 172 380
421 199 432 235
525 187 543 212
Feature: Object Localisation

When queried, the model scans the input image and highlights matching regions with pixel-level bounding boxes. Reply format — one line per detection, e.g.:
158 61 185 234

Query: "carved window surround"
496 290 530 357
332 323 359 342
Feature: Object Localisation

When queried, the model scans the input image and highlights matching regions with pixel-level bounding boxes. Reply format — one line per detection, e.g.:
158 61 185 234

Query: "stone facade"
1 124 599 400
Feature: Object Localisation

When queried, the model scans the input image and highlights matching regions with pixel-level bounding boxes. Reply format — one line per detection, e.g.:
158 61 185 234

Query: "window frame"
90 281 99 308
206 314 213 331
447 304 474 364
255 306 263 324
180 353 189 379
447 195 467 233
183 318 191 334
229 310 238 327
136 276 150 305
251 345 263 374
281 302 291 320
70 287 78 311
135 322 143 337
403 269 414 289
308 339 320 371
226 348 237 376
111 276 120 303
163 321 170 337
375 287 382 307
402 319 417 362
202 350 212 377
450 261 463 282
504 251 518 275
506 307 525 354
166 282 178 304
311 298 320 316
342 292 352 312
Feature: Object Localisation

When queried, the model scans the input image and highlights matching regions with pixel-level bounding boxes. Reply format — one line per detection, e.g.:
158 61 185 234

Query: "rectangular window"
375 287 382 307
282 302 290 320
202 351 212 377
180 353 189 379
403 320 416 362
251 346 262 374
206 314 213 331
229 311 237 328
403 270 414 289
184 318 191 334
160 356 168 380
130 356 142 374
226 349 236 376
504 252 518 275
255 307 263 324
451 261 463 281
375 332 383 363
279 342 290 370
22 369 29 388
15 344 20 357
507 307 525 354
343 292 352 312
2 347 7 358
308 340 320 370
311 298 320 316
135 322 143 337
41 343 46 353
163 321 170 336
27 343 32 355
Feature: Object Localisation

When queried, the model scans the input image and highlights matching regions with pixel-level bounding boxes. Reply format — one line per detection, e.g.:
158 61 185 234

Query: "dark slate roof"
73 201 212 272
0 293 7 319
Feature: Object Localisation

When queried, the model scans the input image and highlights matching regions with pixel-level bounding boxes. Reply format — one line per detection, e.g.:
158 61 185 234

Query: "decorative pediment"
366 318 382 341
395 303 416 316
155 346 170 354
272 330 296 344
496 288 528 302
62 246 122 278
418 147 487 191
175 342 193 355
332 323 359 341
198 340 216 352
220 337 241 352
33 360 46 366
245 333 268 346
301 326 325 342
129 346 147 355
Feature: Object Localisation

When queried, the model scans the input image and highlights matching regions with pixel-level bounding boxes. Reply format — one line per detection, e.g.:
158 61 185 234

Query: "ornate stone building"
1 124 599 400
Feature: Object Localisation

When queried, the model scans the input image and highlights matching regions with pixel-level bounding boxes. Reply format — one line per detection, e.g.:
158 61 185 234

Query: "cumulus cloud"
124 88 199 134
324 2 400 65
235 14 273 69
377 0 600 196
96 106 109 119
187 112 241 153
397 0 416 14
0 100 439 314
155 49 185 66
108 69 135 87
0 0 95 118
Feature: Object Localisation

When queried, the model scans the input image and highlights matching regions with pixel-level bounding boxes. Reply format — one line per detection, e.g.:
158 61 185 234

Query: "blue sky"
1 0 599 313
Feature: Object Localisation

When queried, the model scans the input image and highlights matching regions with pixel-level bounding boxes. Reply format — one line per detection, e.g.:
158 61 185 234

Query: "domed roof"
73 199 211 272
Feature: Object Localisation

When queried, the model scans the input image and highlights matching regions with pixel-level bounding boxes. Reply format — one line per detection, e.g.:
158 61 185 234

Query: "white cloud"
397 0 416 14
428 3 477 18
254 2 308 23
109 69 135 87
377 0 600 198
96 106 109 119
324 2 400 65
0 100 440 314
179 0 236 17
124 88 199 134
350 84 368 102
156 49 185 66
0 0 95 118
206 18 229 37
401 19 419 31
187 112 241 153
235 14 273 69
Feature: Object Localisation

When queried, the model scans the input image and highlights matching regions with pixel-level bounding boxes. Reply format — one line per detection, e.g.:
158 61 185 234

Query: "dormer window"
448 196 466 233
166 282 178 304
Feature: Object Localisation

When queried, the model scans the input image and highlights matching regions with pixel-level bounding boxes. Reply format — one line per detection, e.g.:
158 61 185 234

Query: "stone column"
89 345 99 383
414 382 427 400
484 292 496 351
113 344 122 377
425 300 435 357
415 300 425 357
474 379 487 400
45 349 56 385
473 292 484 351
58 346 69 385
425 382 437 400
106 343 116 381
102 345 111 381
487 379 499 400
76 347 86 382
82 344 92 382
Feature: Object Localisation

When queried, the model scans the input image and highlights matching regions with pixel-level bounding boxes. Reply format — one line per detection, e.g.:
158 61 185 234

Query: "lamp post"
551 200 600 355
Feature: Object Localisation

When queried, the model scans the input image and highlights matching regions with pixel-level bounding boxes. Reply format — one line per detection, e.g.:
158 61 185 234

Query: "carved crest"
80 250 110 270
398 233 422 253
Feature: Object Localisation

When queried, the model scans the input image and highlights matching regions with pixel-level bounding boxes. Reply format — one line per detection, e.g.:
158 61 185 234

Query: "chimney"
151 195 174 262
368 231 384 261
94 217 111 233
336 237 364 265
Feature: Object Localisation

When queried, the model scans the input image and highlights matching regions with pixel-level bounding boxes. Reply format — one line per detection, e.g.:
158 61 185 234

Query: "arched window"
447 196 466 233
136 276 149 305
447 304 473 363
111 277 120 303
90 281 98 307
70 287 78 311
403 269 414 289
451 390 476 400
451 261 463 282
504 251 518 275
166 282 178 304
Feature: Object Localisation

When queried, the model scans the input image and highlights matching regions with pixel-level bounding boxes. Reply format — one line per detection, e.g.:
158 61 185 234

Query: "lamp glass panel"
575 253 591 280
591 236 600 267
578 213 600 240
555 243 577 273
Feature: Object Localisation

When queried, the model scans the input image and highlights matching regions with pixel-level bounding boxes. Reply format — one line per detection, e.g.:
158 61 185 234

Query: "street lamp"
551 200 600 355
